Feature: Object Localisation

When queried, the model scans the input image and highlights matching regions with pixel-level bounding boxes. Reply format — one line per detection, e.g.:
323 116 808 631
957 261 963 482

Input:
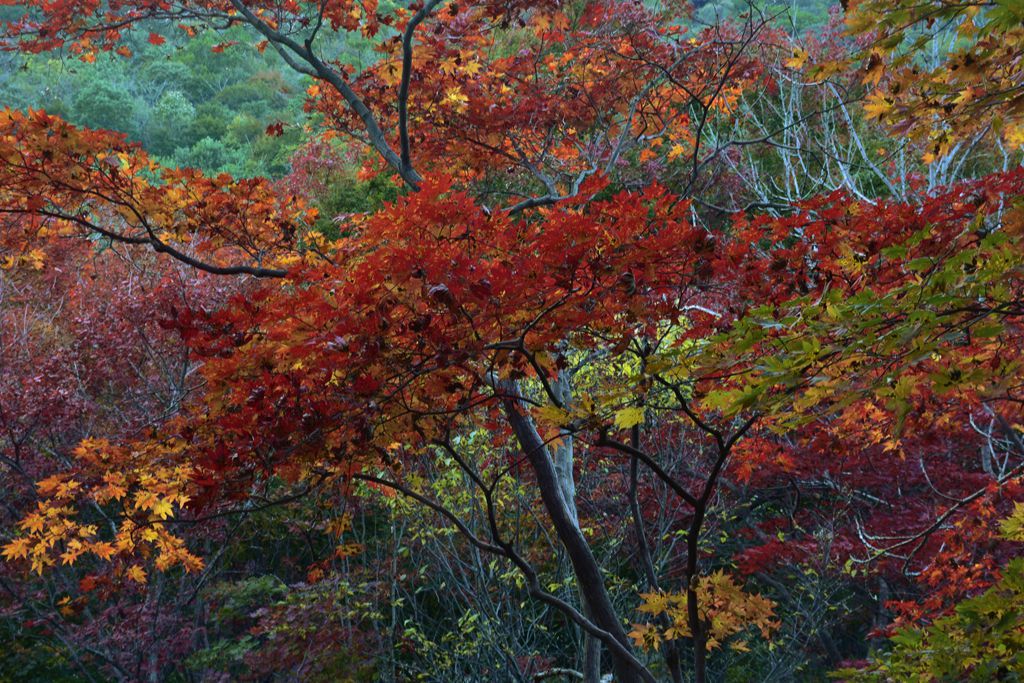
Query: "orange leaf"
126 565 147 583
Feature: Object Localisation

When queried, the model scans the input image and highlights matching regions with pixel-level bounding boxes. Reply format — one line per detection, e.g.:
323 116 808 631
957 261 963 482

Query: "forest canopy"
1 0 1023 681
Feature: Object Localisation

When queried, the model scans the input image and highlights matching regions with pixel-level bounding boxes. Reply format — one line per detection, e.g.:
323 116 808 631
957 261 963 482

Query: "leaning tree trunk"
550 373 601 683
497 375 648 683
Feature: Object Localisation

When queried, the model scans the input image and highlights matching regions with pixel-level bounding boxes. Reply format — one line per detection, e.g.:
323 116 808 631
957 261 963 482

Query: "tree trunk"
687 577 707 683
550 374 603 683
687 503 708 683
581 604 603 683
498 381 647 683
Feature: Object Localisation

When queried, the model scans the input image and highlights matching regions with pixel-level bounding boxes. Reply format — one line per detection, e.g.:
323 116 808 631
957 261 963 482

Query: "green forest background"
0 0 834 180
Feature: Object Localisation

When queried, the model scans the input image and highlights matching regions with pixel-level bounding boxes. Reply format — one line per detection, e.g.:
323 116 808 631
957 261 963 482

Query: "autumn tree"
1 0 1023 681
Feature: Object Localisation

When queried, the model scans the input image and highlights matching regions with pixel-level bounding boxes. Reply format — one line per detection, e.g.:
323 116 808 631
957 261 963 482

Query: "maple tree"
843 0 1024 162
1 0 1023 680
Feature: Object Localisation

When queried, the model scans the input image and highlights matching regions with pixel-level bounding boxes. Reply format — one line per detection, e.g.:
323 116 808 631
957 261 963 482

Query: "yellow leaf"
439 56 459 76
36 475 65 496
811 58 851 80
534 404 571 427
19 514 44 534
999 502 1024 541
862 50 885 86
134 490 158 512
30 555 52 574
151 498 174 520
1006 124 1024 150
442 87 469 113
126 565 147 583
1 537 30 561
953 87 979 105
60 548 82 565
863 91 893 122
614 407 645 429
785 47 808 70
90 541 116 562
